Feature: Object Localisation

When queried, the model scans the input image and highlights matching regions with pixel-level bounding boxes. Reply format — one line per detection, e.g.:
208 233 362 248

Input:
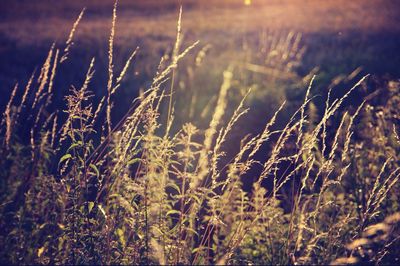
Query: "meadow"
0 0 399 265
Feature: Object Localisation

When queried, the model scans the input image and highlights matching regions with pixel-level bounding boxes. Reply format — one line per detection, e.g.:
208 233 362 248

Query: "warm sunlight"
0 0 399 265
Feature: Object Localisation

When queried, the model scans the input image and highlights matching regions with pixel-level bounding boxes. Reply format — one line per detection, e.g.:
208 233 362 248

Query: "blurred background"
1 0 400 134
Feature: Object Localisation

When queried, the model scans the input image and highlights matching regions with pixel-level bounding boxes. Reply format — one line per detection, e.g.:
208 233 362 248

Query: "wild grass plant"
0 3 399 265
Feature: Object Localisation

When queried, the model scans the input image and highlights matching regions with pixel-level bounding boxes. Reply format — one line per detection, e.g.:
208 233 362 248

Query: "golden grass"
0 2 399 265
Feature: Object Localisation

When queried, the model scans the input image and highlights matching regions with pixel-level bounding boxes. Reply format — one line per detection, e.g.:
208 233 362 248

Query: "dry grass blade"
60 8 85 63
106 0 118 135
2 83 18 149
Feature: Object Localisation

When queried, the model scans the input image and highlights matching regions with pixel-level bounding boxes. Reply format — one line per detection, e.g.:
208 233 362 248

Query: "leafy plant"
0 3 399 265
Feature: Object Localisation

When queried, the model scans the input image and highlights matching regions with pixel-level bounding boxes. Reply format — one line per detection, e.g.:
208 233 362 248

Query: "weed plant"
0 3 399 265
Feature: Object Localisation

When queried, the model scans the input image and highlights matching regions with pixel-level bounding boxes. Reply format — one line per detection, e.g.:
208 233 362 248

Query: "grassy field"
1 0 400 111
1 2 400 73
2 0 400 38
0 0 398 130
0 0 400 265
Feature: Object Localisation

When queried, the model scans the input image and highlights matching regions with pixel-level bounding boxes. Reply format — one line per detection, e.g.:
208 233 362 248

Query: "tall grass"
0 3 399 265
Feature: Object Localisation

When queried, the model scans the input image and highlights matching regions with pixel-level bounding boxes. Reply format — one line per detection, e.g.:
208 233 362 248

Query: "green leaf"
59 154 72 165
185 227 199 237
167 183 181 194
88 202 95 213
189 193 202 204
127 158 140 166
166 209 181 216
89 164 99 177
192 247 206 254
108 194 120 199
116 228 126 247
38 247 45 257
67 141 83 152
